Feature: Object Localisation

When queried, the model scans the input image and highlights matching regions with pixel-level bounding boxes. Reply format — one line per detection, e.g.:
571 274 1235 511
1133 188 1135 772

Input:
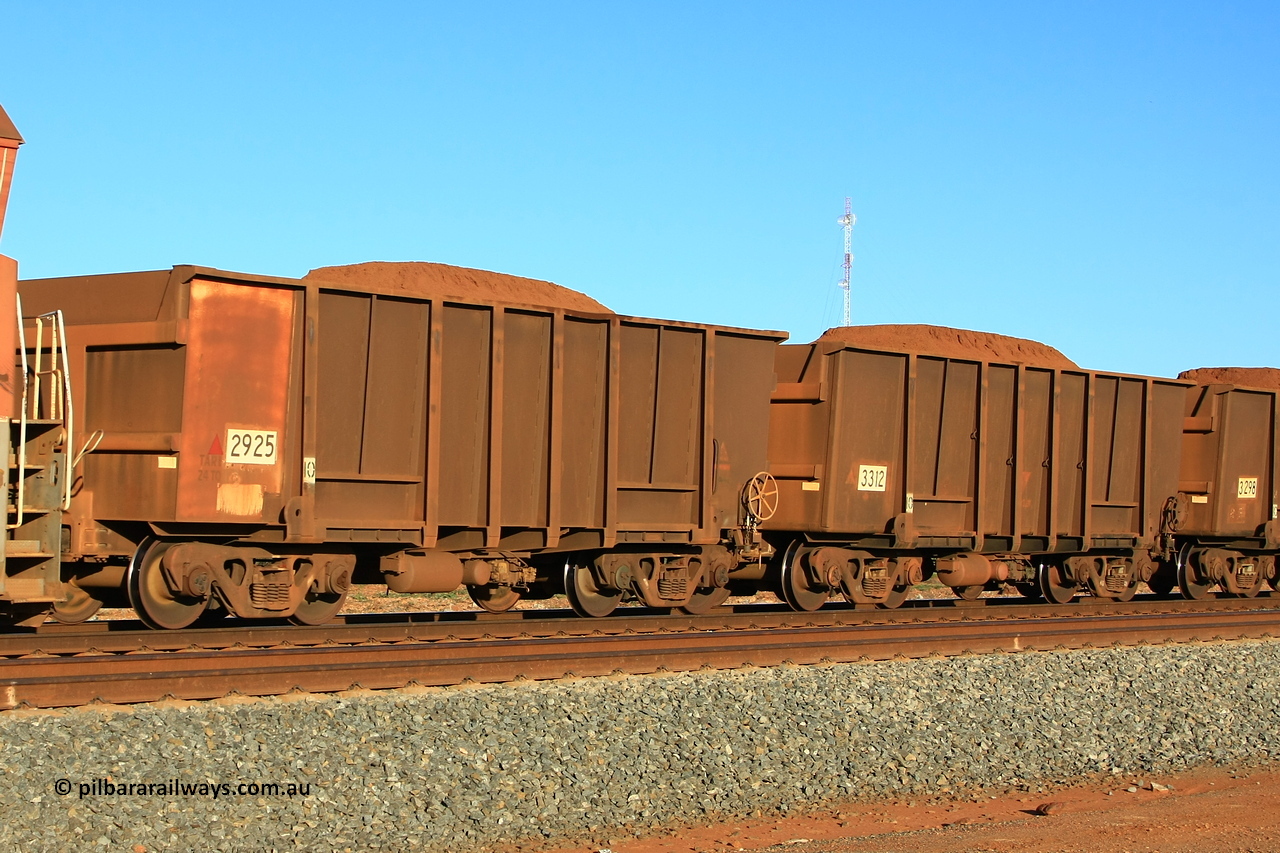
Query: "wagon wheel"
1177 546 1214 601
290 585 350 625
127 538 208 630
777 540 828 612
742 472 779 524
469 584 523 613
952 585 984 601
51 581 103 624
1038 561 1078 605
680 585 731 615
563 559 623 618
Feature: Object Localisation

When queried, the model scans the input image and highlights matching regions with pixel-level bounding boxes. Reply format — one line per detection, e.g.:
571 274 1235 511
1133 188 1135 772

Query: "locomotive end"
0 103 22 244
0 103 21 418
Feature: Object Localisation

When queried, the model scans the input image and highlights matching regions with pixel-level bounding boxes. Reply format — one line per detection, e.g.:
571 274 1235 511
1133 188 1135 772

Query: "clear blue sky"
3 2 1277 376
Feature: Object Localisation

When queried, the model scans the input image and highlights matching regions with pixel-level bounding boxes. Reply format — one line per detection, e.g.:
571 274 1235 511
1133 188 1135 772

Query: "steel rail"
5 594 1279 655
2 599 1278 709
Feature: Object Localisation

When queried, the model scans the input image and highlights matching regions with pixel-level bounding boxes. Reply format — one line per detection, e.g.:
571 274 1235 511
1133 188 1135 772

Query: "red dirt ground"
304 261 612 313
817 324 1077 369
1178 367 1280 390
516 763 1280 853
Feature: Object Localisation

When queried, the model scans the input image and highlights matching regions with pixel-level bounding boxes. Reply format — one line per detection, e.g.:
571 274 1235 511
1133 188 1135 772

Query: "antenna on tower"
837 197 855 326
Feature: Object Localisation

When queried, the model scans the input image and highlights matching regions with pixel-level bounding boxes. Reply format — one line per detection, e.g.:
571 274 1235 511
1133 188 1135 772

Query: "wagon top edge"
800 339 1199 386
19 264 790 341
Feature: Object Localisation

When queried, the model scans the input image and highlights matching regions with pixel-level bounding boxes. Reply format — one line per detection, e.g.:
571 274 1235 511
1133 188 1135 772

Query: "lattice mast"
837 197 855 326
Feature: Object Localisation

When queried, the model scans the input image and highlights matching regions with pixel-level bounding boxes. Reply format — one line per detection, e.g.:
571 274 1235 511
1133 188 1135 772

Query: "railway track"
3 595 1279 710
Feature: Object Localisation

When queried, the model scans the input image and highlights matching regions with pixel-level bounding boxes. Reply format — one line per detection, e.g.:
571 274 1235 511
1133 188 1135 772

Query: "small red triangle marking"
208 436 223 455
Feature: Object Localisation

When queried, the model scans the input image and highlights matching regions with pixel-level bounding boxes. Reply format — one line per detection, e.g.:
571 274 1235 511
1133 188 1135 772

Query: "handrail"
11 305 75 522
49 310 71 509
12 293 27 530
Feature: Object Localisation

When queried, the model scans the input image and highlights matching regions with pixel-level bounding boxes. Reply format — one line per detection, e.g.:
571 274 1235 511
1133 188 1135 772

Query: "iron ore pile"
4 639 1280 851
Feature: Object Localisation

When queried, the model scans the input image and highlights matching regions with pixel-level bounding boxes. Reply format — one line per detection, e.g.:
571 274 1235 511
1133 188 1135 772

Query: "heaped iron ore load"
16 265 783 626
0 98 1277 628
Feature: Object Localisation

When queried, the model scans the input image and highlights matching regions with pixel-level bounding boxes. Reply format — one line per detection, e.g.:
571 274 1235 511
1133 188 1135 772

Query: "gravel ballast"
4 640 1280 851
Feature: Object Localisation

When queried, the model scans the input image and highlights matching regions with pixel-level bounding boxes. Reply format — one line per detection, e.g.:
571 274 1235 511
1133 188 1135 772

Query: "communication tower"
837 198 855 326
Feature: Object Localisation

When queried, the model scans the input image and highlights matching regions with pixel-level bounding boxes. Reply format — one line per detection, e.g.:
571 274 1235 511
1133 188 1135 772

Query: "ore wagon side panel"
1055 372 1088 543
175 279 296 524
1145 380 1189 543
767 344 828 530
1088 375 1145 538
499 310 552 529
436 304 494 529
37 270 189 531
615 322 704 530
1019 367 1054 540
81 346 184 521
307 287 783 551
909 356 979 536
611 321 782 543
982 365 1016 540
74 275 298 528
558 317 608 530
1181 384 1278 537
709 332 778 532
313 290 427 526
826 349 907 535
765 341 1189 558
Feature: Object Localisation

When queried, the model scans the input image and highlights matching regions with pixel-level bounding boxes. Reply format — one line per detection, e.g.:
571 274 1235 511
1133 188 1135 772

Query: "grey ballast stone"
1 640 1279 851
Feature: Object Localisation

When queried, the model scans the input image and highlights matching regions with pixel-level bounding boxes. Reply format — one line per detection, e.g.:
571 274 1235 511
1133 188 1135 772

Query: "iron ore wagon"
14 264 784 627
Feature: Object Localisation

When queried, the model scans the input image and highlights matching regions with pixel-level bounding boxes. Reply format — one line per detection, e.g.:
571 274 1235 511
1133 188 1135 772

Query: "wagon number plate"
226 429 278 465
1238 477 1258 499
857 465 888 492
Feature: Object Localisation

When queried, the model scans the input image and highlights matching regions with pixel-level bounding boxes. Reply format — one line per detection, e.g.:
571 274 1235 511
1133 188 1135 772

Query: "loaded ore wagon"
15 263 785 626
761 329 1191 608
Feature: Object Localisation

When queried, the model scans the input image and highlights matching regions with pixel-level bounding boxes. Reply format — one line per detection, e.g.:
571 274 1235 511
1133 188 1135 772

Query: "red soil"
303 261 611 314
818 324 1077 369
1178 367 1280 390
521 763 1280 853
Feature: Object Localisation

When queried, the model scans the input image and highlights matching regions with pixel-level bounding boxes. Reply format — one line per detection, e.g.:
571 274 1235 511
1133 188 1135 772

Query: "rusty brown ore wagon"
1 101 1277 629
1167 379 1280 598
15 266 784 627
760 340 1199 608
